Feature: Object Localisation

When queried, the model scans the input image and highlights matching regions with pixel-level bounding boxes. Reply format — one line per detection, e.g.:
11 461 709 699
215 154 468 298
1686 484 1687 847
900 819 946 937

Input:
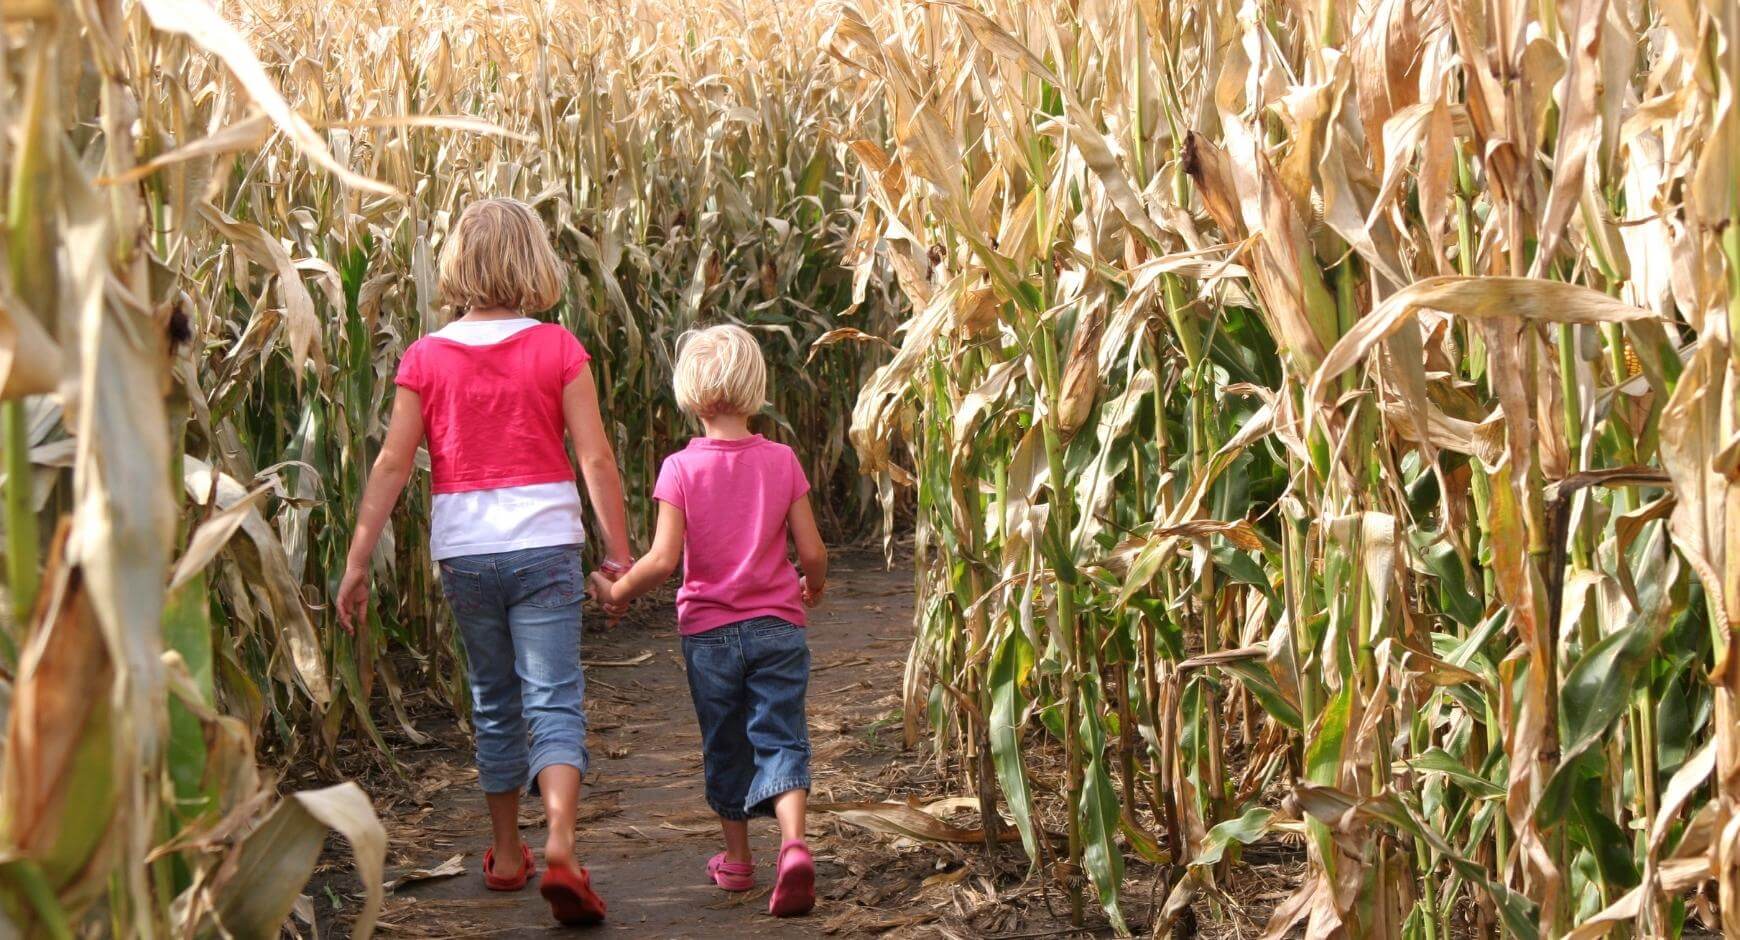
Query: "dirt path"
313 551 972 939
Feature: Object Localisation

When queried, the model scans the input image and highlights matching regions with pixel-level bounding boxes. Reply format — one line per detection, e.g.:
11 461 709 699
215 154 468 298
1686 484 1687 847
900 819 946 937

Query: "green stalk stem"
3 400 38 636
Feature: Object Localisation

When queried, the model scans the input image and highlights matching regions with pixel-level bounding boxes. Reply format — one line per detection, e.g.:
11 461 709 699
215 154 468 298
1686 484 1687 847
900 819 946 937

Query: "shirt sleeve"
652 456 685 511
787 447 812 505
393 342 424 393
559 328 592 385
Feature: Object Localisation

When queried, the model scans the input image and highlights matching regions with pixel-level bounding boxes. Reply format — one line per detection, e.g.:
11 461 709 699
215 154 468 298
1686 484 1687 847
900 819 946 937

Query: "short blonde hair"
673 325 767 418
437 198 564 313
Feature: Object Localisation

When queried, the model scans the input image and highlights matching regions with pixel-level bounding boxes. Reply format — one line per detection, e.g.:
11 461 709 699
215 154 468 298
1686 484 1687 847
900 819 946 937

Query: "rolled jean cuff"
478 762 530 795
527 745 590 793
746 775 811 816
707 795 752 821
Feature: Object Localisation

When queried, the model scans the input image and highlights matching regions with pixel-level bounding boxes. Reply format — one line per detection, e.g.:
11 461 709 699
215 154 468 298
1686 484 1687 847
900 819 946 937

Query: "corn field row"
1 0 1738 937
157 0 896 770
837 0 1740 936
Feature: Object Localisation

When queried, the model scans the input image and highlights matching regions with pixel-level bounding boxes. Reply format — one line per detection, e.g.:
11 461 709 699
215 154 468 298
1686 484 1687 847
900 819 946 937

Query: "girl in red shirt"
337 198 630 925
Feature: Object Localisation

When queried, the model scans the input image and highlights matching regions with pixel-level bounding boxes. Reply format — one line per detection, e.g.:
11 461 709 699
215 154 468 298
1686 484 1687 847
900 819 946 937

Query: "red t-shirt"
394 323 590 494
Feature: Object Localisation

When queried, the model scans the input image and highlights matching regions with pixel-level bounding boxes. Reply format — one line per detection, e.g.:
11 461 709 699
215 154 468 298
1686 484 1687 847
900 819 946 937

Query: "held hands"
589 566 631 626
800 575 825 609
587 571 620 606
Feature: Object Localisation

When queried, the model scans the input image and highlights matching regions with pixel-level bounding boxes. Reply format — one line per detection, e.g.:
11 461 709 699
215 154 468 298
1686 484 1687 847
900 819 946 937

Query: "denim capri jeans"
439 544 589 794
682 616 812 820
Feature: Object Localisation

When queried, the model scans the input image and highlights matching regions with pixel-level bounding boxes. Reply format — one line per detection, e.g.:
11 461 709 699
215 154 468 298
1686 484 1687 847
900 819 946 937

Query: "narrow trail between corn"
318 551 933 939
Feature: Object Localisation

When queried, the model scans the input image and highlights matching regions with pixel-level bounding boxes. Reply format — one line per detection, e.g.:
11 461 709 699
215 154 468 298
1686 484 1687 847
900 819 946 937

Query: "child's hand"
800 576 825 609
587 571 617 605
587 571 628 626
336 564 370 634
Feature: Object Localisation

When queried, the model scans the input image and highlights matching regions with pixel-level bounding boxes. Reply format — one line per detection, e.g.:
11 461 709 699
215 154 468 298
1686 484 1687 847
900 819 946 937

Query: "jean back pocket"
439 563 488 617
514 550 583 609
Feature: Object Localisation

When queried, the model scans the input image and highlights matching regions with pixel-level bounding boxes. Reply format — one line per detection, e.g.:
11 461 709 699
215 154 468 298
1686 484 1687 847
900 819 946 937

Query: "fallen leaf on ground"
591 651 654 667
813 656 873 674
812 800 987 843
921 866 970 890
384 853 466 892
920 796 984 817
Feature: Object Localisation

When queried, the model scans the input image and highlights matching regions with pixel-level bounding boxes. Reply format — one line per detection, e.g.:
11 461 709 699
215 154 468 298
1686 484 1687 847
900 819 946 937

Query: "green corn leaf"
1306 683 1352 786
1189 806 1275 869
1566 770 1639 889
1406 747 1503 800
1540 608 1675 823
1416 534 1484 629
1076 698 1126 935
163 575 214 810
988 632 1038 857
1217 658 1303 730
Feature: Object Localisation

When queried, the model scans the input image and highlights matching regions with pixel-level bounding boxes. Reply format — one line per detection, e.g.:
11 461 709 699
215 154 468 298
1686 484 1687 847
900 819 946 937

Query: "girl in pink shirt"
336 199 628 925
590 325 828 917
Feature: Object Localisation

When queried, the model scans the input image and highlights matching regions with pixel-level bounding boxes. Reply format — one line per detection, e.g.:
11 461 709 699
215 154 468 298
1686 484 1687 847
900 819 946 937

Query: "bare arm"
337 389 425 632
588 499 684 605
788 494 828 607
563 368 632 568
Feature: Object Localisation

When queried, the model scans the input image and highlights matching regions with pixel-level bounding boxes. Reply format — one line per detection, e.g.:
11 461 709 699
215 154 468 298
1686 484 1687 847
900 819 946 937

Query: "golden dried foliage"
837 0 1740 935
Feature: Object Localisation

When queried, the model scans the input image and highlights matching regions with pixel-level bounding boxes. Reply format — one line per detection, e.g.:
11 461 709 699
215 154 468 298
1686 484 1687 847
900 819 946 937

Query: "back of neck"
460 306 525 322
699 415 753 441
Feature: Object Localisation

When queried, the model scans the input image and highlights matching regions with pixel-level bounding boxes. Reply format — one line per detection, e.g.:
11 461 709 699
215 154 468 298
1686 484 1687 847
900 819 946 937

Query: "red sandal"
540 862 607 926
482 844 535 892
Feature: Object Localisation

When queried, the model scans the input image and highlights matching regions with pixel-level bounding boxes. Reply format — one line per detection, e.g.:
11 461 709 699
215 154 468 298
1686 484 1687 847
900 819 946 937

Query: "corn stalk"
0 1 391 935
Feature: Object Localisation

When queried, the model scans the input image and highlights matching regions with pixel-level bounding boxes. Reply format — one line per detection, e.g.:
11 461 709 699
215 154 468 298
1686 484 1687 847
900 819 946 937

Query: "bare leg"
539 764 582 868
485 789 526 877
773 789 808 844
720 817 752 863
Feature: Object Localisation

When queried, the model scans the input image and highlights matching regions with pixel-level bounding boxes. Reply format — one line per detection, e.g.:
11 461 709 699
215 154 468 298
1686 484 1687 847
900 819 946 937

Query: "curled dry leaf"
208 783 385 940
806 326 894 365
184 457 331 707
0 288 63 401
1 548 119 904
382 852 466 893
1307 276 1659 409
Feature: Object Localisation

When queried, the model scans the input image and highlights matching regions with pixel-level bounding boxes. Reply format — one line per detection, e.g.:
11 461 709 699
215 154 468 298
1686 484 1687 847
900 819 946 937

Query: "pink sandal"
706 852 756 891
768 840 815 916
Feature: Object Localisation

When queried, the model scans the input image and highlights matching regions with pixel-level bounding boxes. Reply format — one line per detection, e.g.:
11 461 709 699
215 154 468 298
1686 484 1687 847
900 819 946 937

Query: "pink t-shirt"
652 434 810 635
394 322 589 494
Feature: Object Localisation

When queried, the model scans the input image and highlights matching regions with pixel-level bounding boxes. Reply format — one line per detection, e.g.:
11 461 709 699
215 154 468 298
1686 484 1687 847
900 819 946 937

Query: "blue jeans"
682 617 812 820
439 545 589 794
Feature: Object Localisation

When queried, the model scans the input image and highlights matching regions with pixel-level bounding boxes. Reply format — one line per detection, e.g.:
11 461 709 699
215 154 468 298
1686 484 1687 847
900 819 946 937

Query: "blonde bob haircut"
437 198 565 314
673 324 767 418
